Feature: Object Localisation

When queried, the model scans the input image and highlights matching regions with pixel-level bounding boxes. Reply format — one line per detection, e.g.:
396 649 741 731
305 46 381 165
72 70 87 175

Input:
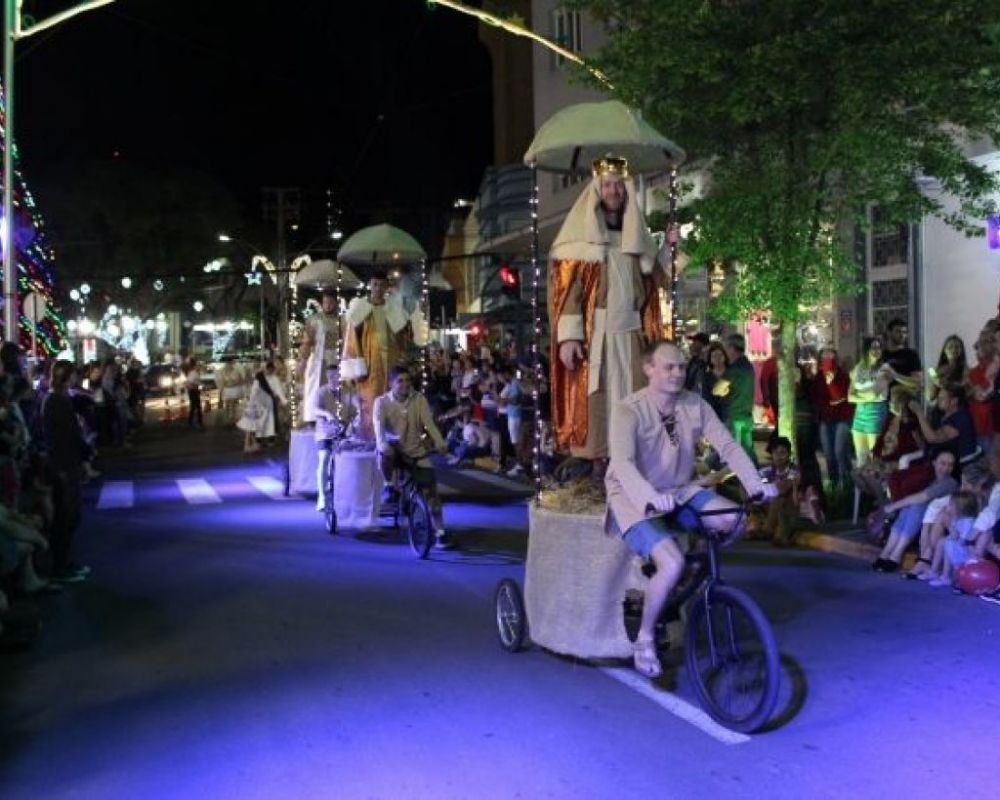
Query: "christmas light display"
0 79 66 355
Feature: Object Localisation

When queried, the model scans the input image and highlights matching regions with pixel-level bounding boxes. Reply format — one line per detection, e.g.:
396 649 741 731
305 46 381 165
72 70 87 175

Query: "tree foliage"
572 0 1000 438
572 0 1000 319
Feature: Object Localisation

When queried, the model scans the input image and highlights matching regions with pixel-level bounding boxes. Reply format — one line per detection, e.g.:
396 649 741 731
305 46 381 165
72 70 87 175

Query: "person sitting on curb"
919 491 981 588
757 437 802 547
873 450 958 573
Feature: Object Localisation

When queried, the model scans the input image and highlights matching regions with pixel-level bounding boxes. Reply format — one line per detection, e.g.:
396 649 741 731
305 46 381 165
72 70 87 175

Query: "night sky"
13 0 494 259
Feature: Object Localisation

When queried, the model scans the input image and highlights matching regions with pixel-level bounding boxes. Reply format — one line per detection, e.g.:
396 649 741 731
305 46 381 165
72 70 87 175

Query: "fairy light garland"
529 162 543 502
420 257 429 392
667 166 680 341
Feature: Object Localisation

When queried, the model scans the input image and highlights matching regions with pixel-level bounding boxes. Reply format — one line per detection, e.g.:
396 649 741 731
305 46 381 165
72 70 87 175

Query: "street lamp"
218 232 273 360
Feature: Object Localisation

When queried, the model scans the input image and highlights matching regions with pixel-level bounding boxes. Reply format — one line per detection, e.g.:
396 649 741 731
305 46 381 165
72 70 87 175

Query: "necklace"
659 412 680 447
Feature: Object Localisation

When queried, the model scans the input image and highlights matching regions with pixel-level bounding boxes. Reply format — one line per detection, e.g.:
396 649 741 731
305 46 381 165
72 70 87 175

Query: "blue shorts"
622 490 716 559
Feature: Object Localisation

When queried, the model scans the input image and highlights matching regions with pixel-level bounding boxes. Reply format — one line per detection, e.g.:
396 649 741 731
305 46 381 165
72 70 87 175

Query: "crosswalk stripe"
96 481 135 510
247 476 293 501
177 478 222 505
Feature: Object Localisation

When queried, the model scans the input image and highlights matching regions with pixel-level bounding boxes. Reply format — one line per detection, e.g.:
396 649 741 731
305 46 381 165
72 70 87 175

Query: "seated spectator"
908 383 981 474
0 504 56 595
446 418 492 466
758 437 801 546
920 491 980 587
873 450 958 572
906 456 993 579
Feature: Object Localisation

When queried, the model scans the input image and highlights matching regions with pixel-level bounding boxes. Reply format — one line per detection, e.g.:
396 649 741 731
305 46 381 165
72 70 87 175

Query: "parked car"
144 364 184 396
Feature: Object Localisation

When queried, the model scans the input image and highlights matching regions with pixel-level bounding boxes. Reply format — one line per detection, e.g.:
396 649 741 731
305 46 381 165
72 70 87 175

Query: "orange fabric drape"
548 259 601 451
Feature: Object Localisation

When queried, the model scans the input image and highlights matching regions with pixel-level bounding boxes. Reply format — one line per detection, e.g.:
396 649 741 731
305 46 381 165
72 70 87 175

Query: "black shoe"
434 531 457 550
981 588 1000 605
873 558 899 573
51 564 90 584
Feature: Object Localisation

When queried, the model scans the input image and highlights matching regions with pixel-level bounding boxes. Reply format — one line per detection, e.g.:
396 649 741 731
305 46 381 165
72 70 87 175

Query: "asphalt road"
1 424 997 799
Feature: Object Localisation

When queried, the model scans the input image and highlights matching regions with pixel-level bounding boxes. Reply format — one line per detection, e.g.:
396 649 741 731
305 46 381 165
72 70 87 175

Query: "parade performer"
548 155 669 469
605 342 775 678
341 273 413 441
298 287 341 425
311 364 359 513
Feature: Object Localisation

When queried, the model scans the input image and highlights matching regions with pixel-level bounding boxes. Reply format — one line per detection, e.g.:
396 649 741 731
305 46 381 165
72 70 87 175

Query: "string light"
420 257 429 392
529 162 543 502
667 166 680 341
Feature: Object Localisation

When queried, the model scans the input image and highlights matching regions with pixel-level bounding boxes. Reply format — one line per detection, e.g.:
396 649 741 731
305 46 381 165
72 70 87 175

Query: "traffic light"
499 263 520 300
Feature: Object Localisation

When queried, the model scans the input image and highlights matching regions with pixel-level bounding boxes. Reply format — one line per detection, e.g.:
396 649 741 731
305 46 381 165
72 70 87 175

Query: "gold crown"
592 155 629 178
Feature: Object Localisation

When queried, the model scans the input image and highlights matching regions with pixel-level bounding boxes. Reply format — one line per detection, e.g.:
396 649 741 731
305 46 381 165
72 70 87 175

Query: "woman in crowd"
853 385 926 511
702 341 730 423
812 347 853 486
873 449 958 572
236 360 287 453
849 336 888 467
927 334 969 406
968 330 996 457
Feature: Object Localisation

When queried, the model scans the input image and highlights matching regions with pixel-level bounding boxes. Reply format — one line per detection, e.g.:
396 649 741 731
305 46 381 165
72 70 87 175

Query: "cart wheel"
407 491 434 559
323 458 336 535
282 460 291 497
494 578 527 652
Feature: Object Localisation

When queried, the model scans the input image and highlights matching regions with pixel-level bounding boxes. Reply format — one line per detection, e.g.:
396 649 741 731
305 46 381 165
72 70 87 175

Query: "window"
551 9 583 69
553 172 585 193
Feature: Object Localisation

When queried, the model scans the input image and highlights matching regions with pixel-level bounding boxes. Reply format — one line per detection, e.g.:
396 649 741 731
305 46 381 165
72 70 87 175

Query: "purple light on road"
988 215 1000 249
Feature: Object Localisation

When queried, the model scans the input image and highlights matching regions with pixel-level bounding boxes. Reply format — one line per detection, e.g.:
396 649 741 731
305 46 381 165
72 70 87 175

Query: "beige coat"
605 388 764 536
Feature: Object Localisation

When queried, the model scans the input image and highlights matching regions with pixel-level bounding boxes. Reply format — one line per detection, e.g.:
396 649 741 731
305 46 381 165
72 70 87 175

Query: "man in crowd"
299 286 341 426
684 332 710 394
879 317 923 395
373 366 451 547
723 332 756 461
342 274 413 440
548 155 670 474
311 364 359 513
606 341 775 678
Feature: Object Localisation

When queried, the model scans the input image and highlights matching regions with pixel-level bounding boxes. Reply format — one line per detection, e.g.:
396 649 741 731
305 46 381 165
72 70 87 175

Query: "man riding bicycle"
373 366 452 548
605 341 777 679
312 364 360 513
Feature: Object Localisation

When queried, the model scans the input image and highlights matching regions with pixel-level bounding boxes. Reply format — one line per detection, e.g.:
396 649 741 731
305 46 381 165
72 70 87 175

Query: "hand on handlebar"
647 492 676 514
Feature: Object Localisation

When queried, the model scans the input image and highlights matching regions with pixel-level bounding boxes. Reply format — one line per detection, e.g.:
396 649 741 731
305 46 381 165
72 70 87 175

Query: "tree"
0 80 67 356
572 0 1000 442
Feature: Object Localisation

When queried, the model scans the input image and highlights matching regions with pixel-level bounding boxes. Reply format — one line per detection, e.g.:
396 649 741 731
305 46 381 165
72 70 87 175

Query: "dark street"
2 426 998 799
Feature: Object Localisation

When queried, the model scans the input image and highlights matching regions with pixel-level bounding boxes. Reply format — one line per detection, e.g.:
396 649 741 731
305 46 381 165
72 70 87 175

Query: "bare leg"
638 538 685 642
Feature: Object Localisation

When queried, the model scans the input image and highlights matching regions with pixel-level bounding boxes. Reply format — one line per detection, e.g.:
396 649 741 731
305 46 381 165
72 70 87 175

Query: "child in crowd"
758 437 806 546
921 491 980 587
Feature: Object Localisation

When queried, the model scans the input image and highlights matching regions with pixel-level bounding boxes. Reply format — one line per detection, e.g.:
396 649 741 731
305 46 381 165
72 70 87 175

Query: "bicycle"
384 451 436 559
494 495 781 734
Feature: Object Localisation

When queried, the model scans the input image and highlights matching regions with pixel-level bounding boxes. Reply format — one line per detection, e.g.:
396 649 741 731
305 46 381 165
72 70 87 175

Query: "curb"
795 529 918 570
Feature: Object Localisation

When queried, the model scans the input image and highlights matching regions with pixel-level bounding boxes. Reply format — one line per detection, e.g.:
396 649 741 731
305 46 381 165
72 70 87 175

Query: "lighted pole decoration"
2 0 117 344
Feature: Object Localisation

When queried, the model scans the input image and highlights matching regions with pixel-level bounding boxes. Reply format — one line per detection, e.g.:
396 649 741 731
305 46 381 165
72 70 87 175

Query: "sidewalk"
794 518 918 569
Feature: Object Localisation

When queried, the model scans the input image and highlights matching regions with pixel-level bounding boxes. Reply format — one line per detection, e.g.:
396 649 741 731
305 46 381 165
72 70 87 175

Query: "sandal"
633 638 662 679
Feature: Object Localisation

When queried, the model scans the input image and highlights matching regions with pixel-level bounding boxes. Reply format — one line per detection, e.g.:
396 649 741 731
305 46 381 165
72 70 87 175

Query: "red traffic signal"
499 263 519 288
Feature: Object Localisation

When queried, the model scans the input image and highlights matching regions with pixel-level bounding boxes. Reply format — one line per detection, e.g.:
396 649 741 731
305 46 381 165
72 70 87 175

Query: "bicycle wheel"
407 491 434 559
494 578 527 652
684 584 780 733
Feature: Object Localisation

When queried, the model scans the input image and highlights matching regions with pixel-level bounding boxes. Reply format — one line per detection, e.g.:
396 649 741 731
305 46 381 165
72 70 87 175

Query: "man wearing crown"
548 155 667 471
341 272 412 441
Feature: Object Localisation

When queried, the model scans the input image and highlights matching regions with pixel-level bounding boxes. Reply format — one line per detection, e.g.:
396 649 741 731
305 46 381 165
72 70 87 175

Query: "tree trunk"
776 322 799 455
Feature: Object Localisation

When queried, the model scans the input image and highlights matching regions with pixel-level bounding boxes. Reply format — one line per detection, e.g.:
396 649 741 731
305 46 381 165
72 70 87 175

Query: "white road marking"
599 666 751 745
96 481 135 510
247 476 293 501
177 478 222 505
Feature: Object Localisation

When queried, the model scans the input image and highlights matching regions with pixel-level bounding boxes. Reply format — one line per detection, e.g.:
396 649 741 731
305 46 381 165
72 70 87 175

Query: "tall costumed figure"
548 155 669 471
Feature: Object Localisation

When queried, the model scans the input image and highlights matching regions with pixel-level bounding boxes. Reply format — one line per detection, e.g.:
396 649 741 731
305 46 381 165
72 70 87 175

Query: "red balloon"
956 559 1000 595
